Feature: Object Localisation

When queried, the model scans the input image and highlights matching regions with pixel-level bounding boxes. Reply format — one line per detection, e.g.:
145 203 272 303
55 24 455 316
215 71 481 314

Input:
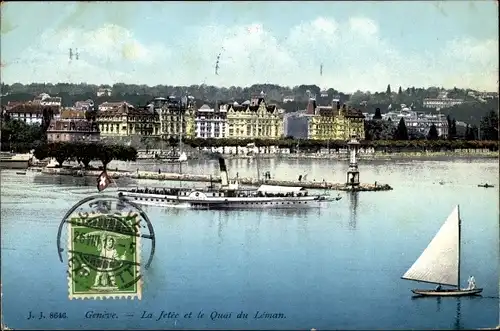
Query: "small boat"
478 184 495 188
156 152 188 163
16 171 26 175
401 205 483 297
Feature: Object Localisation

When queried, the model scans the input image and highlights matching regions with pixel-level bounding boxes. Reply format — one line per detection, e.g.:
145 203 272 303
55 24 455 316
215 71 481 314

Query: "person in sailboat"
435 285 442 291
467 276 476 290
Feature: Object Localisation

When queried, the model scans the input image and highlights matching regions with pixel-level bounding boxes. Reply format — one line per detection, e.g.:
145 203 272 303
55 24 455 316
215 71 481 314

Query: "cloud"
348 17 379 38
1 23 170 84
436 37 498 90
2 17 498 92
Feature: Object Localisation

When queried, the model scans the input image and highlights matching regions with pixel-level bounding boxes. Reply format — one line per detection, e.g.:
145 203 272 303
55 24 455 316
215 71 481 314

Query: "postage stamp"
66 211 142 300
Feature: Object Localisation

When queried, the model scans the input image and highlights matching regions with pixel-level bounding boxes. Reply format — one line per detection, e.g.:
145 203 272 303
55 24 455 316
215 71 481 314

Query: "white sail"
402 206 460 287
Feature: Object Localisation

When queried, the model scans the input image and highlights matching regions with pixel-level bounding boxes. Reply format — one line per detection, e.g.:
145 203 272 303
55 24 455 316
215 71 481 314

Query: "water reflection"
217 215 225 245
411 296 462 329
348 192 359 230
454 298 461 330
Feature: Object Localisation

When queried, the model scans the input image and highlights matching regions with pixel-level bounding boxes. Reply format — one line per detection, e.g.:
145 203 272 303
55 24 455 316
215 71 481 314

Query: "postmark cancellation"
66 211 142 300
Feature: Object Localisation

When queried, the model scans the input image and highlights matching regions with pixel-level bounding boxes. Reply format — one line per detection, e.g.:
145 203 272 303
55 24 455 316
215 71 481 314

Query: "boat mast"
457 204 461 290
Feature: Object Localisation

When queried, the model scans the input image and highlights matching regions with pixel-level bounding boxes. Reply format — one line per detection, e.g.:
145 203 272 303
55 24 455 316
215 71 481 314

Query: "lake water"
1 158 499 330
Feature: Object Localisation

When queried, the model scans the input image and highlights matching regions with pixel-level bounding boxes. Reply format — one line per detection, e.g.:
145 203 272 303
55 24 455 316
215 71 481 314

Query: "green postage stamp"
67 211 142 300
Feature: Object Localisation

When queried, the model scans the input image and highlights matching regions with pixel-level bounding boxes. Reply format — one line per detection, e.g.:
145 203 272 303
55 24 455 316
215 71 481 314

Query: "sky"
1 1 498 93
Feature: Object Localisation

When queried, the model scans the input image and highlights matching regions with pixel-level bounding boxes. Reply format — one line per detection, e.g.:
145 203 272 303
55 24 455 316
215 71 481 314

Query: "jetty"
0 152 31 169
39 167 392 192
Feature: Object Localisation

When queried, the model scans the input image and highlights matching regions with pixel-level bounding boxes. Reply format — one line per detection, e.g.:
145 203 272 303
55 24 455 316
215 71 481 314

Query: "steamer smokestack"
218 157 229 187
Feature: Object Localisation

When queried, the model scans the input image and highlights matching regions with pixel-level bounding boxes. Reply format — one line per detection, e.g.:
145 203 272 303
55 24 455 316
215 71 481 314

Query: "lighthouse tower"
346 135 360 189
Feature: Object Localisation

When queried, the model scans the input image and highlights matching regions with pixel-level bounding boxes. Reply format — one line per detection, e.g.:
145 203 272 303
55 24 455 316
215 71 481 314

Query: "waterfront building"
194 104 227 139
4 104 44 125
223 92 284 140
4 103 59 125
96 102 159 137
46 118 100 143
156 96 196 139
377 108 449 137
307 100 365 140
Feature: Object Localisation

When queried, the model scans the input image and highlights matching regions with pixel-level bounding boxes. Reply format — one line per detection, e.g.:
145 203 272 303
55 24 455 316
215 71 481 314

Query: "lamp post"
346 135 360 190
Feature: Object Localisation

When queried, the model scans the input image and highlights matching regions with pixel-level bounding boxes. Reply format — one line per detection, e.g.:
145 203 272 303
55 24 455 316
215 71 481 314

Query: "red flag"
97 171 112 192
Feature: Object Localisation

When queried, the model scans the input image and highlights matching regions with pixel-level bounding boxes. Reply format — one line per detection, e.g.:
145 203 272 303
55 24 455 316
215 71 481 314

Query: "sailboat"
401 205 483 297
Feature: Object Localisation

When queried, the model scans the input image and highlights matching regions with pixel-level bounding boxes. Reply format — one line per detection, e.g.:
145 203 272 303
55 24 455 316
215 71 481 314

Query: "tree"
373 107 382 120
450 119 457 139
47 142 72 167
398 86 402 95
465 124 476 140
480 110 499 141
33 143 50 160
33 141 137 169
41 107 56 133
95 143 116 170
394 118 409 140
364 119 395 140
74 142 98 168
386 84 391 95
1 118 45 152
167 136 178 147
427 124 439 140
446 115 457 140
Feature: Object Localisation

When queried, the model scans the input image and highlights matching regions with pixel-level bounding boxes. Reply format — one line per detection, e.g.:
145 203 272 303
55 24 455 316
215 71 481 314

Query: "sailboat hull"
411 288 483 297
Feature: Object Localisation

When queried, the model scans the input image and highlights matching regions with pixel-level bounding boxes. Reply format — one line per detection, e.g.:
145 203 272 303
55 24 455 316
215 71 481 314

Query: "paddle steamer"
119 158 341 210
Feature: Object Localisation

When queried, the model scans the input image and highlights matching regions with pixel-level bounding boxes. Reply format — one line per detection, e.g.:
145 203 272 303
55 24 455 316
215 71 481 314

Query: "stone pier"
38 167 393 192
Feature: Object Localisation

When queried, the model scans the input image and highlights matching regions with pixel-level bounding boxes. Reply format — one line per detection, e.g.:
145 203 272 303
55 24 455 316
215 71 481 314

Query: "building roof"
313 103 365 119
306 99 317 115
199 104 212 110
5 103 59 114
229 104 278 113
60 109 87 119
99 101 132 108
97 103 156 117
6 101 25 109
